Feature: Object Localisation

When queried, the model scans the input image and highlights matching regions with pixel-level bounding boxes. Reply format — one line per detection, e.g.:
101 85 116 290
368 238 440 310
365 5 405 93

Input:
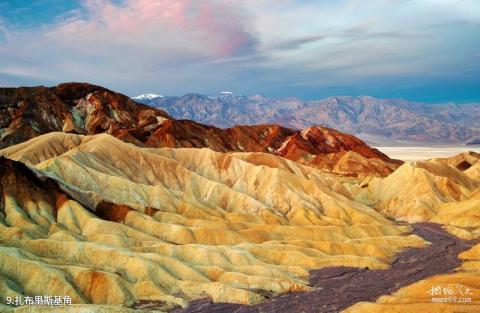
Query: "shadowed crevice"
166 222 477 313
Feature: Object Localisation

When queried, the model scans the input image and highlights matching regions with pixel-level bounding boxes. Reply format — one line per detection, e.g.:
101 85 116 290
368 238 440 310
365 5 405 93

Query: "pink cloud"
48 0 256 59
0 0 258 93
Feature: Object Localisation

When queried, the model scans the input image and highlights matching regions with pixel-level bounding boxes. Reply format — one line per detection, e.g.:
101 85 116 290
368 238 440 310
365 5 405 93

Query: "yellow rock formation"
0 133 425 309
2 133 480 312
360 159 480 223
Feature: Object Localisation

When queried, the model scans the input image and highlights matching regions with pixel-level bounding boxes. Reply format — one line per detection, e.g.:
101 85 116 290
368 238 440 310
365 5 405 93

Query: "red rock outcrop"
0 83 400 176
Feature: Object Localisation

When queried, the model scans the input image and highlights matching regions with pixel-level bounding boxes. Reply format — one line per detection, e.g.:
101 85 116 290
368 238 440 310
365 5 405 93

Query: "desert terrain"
1 84 480 313
376 145 480 162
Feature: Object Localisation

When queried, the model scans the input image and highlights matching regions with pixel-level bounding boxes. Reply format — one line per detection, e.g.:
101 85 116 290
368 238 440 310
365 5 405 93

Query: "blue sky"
0 1 80 28
0 0 479 103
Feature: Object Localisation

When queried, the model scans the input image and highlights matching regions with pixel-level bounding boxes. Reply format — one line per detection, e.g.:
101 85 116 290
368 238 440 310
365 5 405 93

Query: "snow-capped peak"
132 93 163 100
214 91 245 99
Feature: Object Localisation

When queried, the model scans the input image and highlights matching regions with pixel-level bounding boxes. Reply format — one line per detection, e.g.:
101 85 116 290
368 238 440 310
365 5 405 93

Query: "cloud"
0 0 479 101
0 0 258 88
66 0 257 58
270 34 328 51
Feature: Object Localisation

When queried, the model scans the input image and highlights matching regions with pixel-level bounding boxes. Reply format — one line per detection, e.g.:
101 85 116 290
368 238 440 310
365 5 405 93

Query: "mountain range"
2 83 480 313
135 93 480 145
0 83 399 177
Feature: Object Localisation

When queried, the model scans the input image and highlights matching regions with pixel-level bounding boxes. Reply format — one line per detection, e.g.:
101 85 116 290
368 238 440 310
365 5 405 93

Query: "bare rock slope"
1 83 480 312
0 133 423 311
1 132 480 312
0 83 400 177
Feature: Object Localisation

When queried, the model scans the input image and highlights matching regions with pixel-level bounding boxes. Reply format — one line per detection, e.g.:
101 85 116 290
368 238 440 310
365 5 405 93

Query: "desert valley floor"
1 84 480 313
377 145 480 162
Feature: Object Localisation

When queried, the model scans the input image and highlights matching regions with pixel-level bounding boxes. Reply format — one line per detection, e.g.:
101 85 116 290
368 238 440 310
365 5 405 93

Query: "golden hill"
342 151 480 313
1 133 480 312
0 133 424 311
356 159 480 223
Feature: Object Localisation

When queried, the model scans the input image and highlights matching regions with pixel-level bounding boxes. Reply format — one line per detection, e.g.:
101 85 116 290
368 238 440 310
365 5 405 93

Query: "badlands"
0 84 480 312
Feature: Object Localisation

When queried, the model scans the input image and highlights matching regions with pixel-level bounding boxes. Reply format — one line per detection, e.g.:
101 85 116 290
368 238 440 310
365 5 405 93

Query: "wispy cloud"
0 0 258 90
0 0 479 102
271 35 328 51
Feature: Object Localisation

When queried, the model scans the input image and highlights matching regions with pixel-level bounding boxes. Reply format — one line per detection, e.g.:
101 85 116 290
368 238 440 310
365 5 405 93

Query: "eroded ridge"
1 133 480 312
0 133 423 311
169 223 477 313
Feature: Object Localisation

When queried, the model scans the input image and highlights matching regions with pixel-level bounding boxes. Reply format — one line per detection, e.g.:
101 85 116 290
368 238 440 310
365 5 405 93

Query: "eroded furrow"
168 223 477 313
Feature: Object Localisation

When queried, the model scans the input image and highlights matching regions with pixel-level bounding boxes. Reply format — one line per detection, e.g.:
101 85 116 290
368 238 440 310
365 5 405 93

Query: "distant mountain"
0 83 399 176
136 94 480 144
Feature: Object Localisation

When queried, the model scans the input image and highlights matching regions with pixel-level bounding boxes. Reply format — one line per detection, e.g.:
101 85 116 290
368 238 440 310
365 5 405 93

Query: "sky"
0 0 479 102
